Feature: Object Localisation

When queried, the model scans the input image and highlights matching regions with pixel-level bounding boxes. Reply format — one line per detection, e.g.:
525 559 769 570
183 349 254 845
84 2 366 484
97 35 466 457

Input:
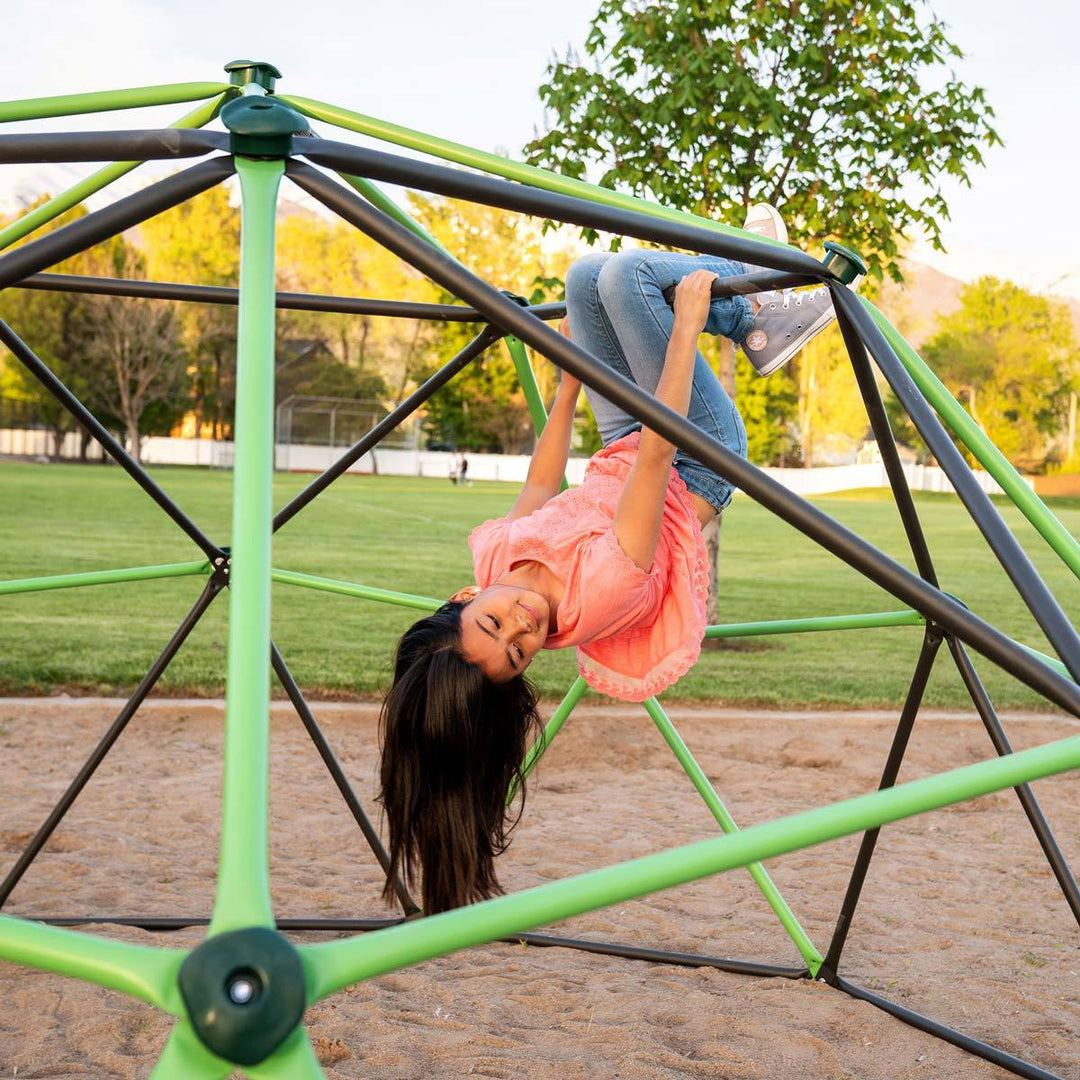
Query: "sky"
2 0 1078 300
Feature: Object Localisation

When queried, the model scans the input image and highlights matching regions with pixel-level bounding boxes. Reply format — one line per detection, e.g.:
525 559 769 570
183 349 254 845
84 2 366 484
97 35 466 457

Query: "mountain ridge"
879 257 1080 349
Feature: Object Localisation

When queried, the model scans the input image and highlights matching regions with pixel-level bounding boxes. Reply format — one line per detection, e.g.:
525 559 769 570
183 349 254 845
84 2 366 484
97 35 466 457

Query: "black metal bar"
506 932 807 978
0 156 234 289
286 160 1080 718
0 320 224 561
821 627 943 975
273 325 502 532
0 578 223 907
832 285 1080 684
836 305 1080 950
299 138 827 276
270 642 420 915
661 269 819 304
15 272 567 324
31 914 807 977
836 303 1080 939
836 305 938 585
836 976 1064 1080
0 129 228 164
946 637 1080 926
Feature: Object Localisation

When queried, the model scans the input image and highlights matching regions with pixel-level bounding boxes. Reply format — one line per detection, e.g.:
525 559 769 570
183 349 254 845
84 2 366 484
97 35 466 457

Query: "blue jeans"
564 250 751 512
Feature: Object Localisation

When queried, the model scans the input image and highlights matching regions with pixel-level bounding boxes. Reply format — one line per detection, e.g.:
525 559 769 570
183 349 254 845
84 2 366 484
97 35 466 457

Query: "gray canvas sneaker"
741 286 835 376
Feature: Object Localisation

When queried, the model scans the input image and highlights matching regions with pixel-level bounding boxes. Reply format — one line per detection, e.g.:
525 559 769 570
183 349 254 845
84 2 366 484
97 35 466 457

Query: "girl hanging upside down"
379 205 836 914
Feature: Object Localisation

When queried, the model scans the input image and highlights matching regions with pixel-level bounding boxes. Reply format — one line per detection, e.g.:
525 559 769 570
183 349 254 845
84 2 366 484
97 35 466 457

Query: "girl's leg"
563 252 644 446
595 250 749 511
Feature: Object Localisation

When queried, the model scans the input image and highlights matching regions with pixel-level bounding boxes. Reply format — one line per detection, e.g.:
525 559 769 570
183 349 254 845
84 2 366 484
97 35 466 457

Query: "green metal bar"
505 335 550 434
703 608 1070 681
0 81 230 124
0 914 185 1014
866 299 1080 583
279 96 783 252
208 157 283 937
508 676 589 805
504 334 571 490
1012 642 1070 681
272 566 440 612
337 172 455 258
0 560 209 596
705 609 925 639
245 1027 326 1080
271 574 1069 683
642 697 824 974
0 92 229 253
302 728 1080 1000
149 1020 232 1080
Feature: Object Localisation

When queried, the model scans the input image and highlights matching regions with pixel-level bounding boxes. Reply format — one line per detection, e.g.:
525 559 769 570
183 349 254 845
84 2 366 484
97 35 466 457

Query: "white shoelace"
765 286 829 310
789 286 829 308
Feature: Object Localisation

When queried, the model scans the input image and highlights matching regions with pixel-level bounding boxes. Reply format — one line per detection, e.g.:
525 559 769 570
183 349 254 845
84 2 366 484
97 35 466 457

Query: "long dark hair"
378 601 543 915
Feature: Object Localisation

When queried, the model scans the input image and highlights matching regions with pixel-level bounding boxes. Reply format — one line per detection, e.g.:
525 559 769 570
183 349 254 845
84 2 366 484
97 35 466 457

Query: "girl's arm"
507 320 582 521
613 270 716 570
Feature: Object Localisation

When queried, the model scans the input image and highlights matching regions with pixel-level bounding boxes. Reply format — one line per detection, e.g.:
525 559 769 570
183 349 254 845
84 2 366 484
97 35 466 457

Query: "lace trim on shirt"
576 636 704 702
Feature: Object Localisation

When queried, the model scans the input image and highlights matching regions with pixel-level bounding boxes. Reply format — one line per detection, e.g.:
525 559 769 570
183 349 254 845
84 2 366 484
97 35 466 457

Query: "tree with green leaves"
735 351 800 464
408 193 575 452
522 0 1002 617
276 207 424 387
795 322 872 465
525 0 999 283
923 277 1078 472
0 201 112 458
141 186 241 439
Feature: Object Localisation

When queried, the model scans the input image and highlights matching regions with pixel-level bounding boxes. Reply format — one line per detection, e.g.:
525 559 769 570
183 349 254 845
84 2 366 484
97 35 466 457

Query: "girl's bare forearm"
525 382 580 490
613 318 701 569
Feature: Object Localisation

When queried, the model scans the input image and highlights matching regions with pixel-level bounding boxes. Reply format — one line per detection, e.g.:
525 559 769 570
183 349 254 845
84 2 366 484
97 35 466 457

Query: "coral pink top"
468 433 709 702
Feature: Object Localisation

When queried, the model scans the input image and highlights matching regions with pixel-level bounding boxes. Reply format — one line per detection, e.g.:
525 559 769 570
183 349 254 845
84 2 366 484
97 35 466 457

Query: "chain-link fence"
274 395 418 472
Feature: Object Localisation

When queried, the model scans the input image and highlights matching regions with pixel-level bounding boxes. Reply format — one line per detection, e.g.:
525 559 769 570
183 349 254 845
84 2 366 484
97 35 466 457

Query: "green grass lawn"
1 459 1078 710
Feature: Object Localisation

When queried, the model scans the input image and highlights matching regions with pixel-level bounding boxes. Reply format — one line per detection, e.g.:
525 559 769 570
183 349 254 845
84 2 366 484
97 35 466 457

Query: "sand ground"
0 697 1077 1079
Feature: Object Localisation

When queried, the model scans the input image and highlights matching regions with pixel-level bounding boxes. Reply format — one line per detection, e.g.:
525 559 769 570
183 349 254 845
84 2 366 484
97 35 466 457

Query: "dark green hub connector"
224 60 282 93
178 927 306 1066
221 96 309 158
499 289 531 307
822 241 868 285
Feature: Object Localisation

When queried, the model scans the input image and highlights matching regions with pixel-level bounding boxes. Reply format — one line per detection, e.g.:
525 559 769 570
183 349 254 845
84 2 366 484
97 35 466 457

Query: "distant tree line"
1 186 1077 475
0 188 577 462
2 0 1078 476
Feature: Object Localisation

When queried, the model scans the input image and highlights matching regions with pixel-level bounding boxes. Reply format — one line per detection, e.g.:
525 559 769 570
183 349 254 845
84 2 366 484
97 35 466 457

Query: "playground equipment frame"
0 64 1077 1079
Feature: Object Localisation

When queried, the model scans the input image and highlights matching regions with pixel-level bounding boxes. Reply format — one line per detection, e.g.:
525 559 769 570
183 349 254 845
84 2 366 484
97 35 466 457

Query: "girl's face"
452 583 550 682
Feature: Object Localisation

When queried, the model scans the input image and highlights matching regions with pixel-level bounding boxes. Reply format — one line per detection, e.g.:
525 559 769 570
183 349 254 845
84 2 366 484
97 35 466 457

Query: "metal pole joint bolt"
210 550 232 589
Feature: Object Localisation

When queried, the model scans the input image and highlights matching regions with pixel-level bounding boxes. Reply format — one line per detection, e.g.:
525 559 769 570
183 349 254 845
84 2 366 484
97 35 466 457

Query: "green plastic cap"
224 60 282 92
221 95 309 158
822 241 868 285
178 926 306 1066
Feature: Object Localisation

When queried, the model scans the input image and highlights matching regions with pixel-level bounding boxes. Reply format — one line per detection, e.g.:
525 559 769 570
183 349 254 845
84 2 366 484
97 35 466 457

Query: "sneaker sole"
754 307 835 377
742 204 789 246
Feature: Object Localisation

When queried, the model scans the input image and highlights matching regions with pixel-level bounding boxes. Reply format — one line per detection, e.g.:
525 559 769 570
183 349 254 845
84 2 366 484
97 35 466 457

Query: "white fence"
2 429 1029 497
759 460 1024 497
0 429 238 467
